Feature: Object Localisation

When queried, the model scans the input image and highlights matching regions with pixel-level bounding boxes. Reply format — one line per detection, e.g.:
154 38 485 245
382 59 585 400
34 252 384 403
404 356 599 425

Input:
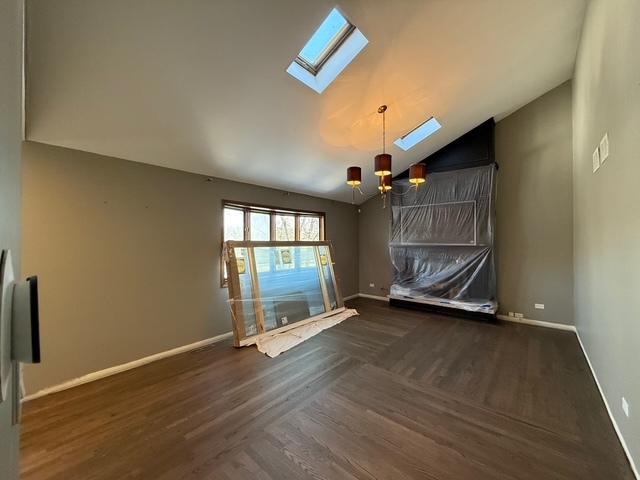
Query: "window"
286 8 368 94
221 201 326 286
394 117 442 151
295 8 355 75
224 208 245 240
275 214 295 241
225 243 342 343
250 212 270 241
299 216 320 241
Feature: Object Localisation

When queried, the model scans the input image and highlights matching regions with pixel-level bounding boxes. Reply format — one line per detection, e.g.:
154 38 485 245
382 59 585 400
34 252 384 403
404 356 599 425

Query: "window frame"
221 200 326 287
294 14 356 76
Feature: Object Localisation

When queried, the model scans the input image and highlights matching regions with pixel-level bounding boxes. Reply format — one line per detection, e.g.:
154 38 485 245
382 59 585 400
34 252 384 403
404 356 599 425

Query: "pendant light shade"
378 174 392 192
409 163 427 184
374 153 392 177
346 166 362 186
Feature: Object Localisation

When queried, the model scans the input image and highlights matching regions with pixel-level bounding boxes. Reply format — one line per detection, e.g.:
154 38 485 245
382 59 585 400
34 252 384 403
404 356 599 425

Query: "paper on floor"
255 309 359 357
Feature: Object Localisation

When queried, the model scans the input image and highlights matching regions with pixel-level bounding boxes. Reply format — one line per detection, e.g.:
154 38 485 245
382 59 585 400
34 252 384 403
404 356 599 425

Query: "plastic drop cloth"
389 164 497 314
255 308 359 357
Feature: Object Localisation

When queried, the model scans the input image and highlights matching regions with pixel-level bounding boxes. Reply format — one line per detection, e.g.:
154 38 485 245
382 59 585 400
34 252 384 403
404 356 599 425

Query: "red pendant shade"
374 153 392 177
346 166 362 186
409 163 427 184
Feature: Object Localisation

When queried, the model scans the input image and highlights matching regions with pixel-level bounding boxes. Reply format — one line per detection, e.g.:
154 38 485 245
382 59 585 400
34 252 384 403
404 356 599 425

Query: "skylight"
287 8 368 94
295 8 354 74
394 117 442 151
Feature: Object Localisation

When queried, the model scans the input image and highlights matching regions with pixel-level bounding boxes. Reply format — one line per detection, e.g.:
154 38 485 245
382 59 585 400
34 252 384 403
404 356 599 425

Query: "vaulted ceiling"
26 0 586 203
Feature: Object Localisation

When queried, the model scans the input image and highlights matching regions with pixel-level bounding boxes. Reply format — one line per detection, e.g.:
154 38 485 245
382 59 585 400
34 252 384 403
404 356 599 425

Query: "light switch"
600 133 609 163
622 397 629 417
592 147 600 173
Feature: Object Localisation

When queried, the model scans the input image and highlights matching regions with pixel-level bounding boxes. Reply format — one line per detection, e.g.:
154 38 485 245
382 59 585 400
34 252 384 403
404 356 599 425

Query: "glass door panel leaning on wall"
224 240 344 347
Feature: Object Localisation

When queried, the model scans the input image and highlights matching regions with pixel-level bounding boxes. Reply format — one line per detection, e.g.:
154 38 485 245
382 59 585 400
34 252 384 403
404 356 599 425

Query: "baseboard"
22 331 233 402
357 293 390 302
342 293 359 301
354 294 575 332
575 330 639 479
496 314 576 332
355 295 576 332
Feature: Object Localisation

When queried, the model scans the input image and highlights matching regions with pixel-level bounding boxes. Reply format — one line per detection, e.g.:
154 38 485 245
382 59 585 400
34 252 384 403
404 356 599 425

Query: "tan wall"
358 196 391 297
495 81 574 324
21 141 358 394
572 0 640 467
0 0 23 477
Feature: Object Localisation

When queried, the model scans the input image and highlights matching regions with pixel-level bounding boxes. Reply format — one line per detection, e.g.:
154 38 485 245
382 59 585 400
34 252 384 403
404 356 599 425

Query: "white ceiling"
26 0 586 204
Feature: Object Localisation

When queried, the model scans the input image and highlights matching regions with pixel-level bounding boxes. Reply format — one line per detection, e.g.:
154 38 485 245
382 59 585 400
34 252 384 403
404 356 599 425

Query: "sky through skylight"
298 8 349 67
394 117 442 151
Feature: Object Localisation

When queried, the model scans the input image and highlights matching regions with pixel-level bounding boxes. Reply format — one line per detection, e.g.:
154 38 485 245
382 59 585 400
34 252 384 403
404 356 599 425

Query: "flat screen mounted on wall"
396 201 477 246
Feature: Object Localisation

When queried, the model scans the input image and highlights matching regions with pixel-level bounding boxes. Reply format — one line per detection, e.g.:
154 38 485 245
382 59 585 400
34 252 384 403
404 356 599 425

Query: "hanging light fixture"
344 104 398 208
378 174 392 192
375 105 392 207
374 105 392 177
346 166 362 204
346 166 362 186
409 163 427 187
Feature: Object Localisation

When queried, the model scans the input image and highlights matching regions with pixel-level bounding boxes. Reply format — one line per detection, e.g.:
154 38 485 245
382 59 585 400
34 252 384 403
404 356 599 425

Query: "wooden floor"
21 298 634 479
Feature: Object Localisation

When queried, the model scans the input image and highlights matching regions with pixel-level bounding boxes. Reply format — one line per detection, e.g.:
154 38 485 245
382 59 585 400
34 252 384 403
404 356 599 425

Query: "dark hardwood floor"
20 298 634 479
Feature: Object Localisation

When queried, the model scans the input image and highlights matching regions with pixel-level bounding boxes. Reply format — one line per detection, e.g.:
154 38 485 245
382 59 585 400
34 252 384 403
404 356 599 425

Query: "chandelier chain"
382 109 386 154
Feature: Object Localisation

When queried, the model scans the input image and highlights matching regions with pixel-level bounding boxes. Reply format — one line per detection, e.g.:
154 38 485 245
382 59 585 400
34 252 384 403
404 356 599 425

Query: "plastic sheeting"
390 164 497 314
256 309 359 357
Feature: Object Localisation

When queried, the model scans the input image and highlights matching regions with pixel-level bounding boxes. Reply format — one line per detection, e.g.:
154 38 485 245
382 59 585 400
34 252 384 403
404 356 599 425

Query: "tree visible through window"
275 214 295 241
250 212 270 241
299 216 320 241
224 208 244 241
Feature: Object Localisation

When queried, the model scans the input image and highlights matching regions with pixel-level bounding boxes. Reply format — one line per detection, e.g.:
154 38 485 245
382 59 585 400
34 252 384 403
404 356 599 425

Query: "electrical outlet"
534 303 545 310
369 283 375 288
281 316 288 325
592 147 600 173
514 313 524 319
600 133 609 163
622 397 629 417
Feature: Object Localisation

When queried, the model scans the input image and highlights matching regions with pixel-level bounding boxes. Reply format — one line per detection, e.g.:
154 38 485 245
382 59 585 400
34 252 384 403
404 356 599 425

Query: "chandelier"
346 105 427 207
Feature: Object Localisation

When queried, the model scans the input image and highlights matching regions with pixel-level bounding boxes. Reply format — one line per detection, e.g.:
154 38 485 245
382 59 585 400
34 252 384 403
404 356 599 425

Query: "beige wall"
0 0 23 478
573 0 640 469
495 81 574 324
358 196 392 297
22 141 358 394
